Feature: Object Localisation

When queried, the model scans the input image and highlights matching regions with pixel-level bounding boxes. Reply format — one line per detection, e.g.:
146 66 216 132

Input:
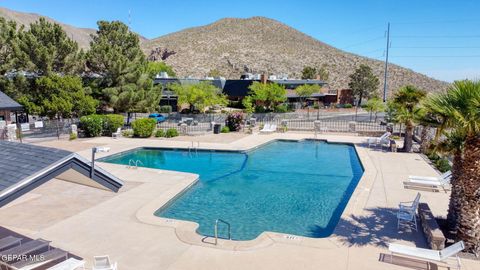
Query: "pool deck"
1 132 479 270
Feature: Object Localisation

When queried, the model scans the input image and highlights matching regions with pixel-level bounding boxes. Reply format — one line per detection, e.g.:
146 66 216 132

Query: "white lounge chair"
47 258 85 270
260 123 276 134
112 128 121 139
388 241 465 269
408 171 451 182
404 173 451 192
92 255 117 270
367 132 391 148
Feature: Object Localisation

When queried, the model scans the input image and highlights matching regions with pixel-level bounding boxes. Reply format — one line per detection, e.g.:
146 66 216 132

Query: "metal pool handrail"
214 219 231 245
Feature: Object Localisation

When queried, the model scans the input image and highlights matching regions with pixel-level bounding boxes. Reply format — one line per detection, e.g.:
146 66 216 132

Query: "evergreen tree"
348 64 380 105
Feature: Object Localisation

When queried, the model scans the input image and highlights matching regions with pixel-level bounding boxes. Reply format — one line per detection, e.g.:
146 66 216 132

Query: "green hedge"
132 118 156 138
159 105 172 113
80 114 104 137
165 128 179 138
155 129 166 137
103 114 124 136
80 114 124 137
221 126 230 133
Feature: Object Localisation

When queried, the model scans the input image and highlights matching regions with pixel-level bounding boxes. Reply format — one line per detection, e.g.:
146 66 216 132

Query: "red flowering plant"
225 112 245 132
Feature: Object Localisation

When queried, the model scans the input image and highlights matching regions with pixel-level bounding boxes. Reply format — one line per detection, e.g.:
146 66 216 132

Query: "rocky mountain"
1 6 448 92
0 6 95 49
143 17 448 92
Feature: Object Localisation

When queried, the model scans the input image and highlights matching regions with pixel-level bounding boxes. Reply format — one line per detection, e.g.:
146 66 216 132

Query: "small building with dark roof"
0 91 23 124
0 141 123 207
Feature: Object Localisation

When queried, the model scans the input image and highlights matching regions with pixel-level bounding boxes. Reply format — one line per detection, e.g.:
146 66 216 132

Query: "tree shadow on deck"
312 207 428 248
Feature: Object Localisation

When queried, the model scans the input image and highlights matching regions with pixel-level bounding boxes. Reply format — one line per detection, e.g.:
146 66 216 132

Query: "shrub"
344 104 353 108
131 118 156 138
313 104 319 109
80 114 104 137
254 105 266 113
103 114 124 136
225 112 244 131
221 126 230 133
165 128 179 138
122 129 134 137
155 129 165 137
435 158 452 173
159 105 172 114
69 132 77 140
274 104 288 113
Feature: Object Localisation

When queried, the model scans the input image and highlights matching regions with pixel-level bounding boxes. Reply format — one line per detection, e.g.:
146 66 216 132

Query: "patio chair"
366 132 391 148
112 127 121 139
46 258 85 270
397 192 420 231
0 236 22 251
408 171 451 182
92 255 117 270
404 174 451 192
260 123 276 134
388 241 465 269
398 192 421 214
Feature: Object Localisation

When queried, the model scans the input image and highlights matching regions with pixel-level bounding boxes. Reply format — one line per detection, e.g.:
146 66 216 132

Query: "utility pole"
383 22 390 102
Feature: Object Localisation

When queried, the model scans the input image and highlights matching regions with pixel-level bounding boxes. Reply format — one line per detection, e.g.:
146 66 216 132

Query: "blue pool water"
100 140 363 240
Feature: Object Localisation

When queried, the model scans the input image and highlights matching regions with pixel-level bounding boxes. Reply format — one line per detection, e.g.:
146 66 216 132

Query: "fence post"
348 121 356 132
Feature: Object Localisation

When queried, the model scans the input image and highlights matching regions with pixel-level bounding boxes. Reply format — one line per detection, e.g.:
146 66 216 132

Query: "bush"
159 105 172 113
131 118 156 138
313 104 319 109
155 129 165 137
221 126 230 133
165 128 179 138
435 158 452 173
225 112 244 131
103 114 124 136
274 104 288 113
344 104 353 108
69 132 77 140
80 114 104 137
122 129 133 137
254 105 266 113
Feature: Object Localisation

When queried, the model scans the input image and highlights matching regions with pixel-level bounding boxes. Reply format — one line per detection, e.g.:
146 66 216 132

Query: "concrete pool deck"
1 132 478 269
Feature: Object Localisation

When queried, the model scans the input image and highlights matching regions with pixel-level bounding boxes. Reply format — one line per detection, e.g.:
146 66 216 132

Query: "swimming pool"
100 140 364 240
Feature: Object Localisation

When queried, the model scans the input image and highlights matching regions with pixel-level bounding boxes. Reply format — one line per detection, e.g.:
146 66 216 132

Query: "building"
0 91 24 124
153 74 340 111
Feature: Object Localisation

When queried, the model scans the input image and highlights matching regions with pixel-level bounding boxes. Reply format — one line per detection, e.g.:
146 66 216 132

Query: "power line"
392 35 480 38
391 19 480 25
342 36 384 49
392 46 480 49
390 55 480 58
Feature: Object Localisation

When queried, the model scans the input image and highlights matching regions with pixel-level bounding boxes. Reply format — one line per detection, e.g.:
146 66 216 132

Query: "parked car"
148 113 167 123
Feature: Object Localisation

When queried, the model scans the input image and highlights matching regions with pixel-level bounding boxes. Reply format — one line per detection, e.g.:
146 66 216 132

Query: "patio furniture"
388 241 465 269
397 210 417 231
112 128 121 139
0 239 50 262
0 236 22 251
10 248 68 270
397 192 420 231
366 132 391 148
92 255 117 270
404 174 451 192
260 124 277 134
47 258 86 270
398 192 421 214
408 171 451 182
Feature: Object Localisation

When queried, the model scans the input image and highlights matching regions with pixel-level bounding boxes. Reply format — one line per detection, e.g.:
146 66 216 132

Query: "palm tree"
424 80 480 254
393 85 427 152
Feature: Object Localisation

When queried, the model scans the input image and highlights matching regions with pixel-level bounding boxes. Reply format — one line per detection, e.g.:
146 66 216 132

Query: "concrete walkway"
1 133 478 270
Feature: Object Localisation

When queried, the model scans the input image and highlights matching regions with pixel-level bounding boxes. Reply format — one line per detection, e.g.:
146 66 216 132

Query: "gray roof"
0 91 23 110
0 141 123 207
0 141 71 191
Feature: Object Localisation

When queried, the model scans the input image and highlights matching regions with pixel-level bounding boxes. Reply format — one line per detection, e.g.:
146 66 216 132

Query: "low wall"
418 202 446 250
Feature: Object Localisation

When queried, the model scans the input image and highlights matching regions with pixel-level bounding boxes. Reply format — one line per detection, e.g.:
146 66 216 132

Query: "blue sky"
1 0 479 82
